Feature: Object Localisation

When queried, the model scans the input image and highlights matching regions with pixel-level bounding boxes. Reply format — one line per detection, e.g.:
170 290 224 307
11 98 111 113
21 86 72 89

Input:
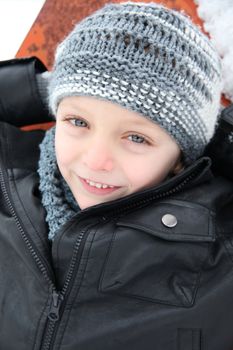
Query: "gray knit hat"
49 1 223 164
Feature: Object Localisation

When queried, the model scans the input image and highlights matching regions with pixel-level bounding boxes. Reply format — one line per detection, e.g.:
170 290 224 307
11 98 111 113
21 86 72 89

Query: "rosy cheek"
55 132 75 167
124 165 150 189
56 148 70 168
125 157 169 190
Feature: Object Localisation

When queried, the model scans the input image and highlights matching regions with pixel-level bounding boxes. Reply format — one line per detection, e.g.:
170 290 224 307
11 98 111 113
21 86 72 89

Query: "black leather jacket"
0 58 233 350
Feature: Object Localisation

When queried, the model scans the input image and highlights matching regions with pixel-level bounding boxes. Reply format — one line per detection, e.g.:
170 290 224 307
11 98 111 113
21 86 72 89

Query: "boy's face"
55 96 181 210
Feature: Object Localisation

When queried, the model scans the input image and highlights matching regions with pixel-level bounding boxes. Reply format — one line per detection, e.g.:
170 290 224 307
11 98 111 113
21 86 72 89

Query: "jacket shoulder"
0 57 52 127
0 121 45 171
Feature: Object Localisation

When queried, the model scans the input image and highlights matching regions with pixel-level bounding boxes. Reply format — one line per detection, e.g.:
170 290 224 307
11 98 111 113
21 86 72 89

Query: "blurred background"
0 0 45 60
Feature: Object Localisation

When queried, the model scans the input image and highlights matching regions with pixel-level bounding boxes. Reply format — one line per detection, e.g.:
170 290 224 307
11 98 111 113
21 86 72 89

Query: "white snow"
0 0 45 60
195 0 233 102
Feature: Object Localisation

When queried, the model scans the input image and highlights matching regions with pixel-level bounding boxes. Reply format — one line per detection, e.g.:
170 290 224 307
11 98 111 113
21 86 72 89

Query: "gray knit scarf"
37 126 80 240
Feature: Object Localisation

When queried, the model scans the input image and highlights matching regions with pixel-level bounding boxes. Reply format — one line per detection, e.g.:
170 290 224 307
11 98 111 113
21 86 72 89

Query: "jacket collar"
64 156 215 243
75 156 213 220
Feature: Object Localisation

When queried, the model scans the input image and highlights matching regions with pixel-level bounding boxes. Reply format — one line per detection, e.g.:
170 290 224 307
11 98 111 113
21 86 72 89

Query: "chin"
74 196 100 210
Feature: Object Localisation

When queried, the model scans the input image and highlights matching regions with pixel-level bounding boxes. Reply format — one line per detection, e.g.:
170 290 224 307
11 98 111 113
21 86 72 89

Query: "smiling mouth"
78 176 121 195
84 177 116 189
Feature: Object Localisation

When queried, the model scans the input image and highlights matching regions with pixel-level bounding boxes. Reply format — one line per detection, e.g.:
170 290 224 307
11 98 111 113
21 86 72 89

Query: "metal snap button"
161 214 177 228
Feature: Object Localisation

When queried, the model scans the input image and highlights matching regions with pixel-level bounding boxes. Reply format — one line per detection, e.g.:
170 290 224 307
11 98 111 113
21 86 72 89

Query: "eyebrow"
124 118 155 129
62 104 85 113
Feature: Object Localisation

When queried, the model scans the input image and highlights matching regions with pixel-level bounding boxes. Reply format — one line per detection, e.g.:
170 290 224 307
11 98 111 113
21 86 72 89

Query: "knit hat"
49 1 223 164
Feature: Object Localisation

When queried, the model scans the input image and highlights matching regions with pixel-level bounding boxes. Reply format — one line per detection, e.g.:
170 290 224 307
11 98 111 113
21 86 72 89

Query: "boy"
0 2 233 350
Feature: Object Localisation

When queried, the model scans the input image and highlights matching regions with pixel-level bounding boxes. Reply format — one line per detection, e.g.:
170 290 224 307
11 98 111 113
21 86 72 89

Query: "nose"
81 140 114 172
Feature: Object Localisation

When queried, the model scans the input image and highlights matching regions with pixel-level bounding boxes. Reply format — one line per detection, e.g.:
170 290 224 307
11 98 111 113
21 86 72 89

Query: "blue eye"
69 118 87 127
128 134 147 144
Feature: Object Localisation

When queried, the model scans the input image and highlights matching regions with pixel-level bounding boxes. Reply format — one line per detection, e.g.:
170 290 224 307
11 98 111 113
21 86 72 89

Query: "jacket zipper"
41 227 90 350
0 159 205 349
0 166 95 350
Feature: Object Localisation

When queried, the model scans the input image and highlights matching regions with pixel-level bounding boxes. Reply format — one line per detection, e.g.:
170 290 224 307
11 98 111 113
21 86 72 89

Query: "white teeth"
85 179 114 189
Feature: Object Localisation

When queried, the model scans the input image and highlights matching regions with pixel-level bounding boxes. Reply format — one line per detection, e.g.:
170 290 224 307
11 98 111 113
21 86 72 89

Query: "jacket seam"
117 221 213 239
53 219 86 274
98 226 118 293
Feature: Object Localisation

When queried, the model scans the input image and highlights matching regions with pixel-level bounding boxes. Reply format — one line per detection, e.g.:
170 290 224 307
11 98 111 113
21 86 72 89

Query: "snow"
195 0 233 101
0 0 45 60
